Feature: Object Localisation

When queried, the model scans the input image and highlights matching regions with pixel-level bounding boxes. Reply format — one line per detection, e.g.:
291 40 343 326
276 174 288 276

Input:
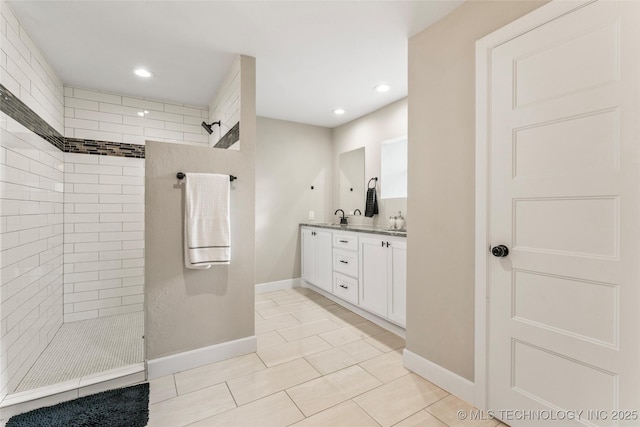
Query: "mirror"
380 136 407 199
339 147 365 214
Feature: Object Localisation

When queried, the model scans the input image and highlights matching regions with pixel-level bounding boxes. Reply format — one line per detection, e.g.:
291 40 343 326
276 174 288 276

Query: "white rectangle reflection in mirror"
380 136 407 199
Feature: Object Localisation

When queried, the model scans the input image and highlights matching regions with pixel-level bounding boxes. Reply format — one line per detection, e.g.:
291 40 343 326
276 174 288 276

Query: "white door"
359 237 388 317
301 228 316 284
315 230 333 292
489 1 640 425
388 240 406 327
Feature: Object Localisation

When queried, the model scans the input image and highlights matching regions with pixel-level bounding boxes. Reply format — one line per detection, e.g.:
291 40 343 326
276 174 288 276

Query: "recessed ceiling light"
333 108 345 115
375 84 390 93
134 68 152 78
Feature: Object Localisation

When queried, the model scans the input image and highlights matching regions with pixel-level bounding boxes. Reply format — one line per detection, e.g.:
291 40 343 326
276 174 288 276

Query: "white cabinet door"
301 228 333 292
359 237 389 318
315 230 333 292
301 228 317 284
388 240 406 327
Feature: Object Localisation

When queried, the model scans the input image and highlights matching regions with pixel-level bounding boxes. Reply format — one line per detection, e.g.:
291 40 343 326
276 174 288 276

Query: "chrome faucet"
354 209 362 215
334 209 348 225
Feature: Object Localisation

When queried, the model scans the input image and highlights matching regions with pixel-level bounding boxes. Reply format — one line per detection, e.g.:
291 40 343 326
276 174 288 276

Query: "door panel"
315 231 333 292
512 341 617 415
388 240 406 326
488 1 640 424
512 270 617 346
513 197 618 257
359 237 388 317
512 109 619 179
301 229 316 284
513 19 619 108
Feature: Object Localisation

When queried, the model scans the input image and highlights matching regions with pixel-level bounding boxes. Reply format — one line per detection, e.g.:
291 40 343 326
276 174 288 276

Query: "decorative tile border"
214 121 240 149
65 138 145 158
0 84 65 151
2 83 245 157
1 84 145 158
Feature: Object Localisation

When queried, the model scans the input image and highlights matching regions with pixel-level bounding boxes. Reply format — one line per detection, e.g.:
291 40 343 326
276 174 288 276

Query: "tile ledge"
0 363 145 408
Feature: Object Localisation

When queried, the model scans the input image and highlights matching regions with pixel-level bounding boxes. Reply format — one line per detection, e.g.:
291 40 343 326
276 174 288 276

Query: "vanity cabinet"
359 236 406 326
301 228 332 292
301 226 406 328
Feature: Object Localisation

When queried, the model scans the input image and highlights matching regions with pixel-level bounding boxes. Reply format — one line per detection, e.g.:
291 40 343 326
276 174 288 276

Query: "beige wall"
332 98 407 227
255 117 333 285
145 56 256 360
406 1 546 381
254 99 408 285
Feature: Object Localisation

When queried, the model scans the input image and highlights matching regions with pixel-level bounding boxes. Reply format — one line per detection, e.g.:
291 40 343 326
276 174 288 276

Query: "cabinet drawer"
333 248 358 278
333 234 358 251
333 272 358 305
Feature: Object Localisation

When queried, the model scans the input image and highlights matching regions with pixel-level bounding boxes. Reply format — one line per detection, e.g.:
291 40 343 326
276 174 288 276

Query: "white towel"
183 173 230 269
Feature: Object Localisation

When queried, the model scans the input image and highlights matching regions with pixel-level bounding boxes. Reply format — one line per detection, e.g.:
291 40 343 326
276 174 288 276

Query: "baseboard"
302 281 406 339
403 349 475 404
147 336 257 380
255 278 301 294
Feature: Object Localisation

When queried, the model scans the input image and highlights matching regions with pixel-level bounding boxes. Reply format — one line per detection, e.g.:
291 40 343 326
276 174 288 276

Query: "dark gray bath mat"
6 383 149 427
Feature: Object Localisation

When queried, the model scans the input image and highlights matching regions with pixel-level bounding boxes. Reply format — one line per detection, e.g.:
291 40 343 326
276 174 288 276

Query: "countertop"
300 222 407 237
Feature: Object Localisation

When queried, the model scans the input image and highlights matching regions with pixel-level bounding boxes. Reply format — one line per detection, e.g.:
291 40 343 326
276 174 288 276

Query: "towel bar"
177 172 237 181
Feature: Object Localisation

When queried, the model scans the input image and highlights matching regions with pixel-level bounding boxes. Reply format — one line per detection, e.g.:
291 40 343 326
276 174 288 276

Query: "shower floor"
15 312 144 393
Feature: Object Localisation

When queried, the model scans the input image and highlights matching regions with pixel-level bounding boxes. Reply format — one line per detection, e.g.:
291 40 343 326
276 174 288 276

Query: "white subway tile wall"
0 112 65 399
0 1 64 134
63 153 145 323
64 86 210 146
208 56 240 148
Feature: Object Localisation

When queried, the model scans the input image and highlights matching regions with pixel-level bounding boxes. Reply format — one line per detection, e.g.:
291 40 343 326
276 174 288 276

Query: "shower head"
201 121 221 135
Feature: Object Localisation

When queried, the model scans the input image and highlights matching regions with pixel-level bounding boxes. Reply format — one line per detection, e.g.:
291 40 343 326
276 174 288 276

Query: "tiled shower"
0 99 149 398
0 0 214 404
0 111 66 399
62 153 145 324
0 90 214 401
0 0 242 405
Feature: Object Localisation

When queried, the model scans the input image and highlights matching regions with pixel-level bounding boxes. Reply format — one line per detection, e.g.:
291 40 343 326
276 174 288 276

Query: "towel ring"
368 177 378 189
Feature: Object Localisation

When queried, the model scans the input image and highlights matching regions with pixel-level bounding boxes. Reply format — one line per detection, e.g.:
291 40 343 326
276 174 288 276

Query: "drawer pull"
339 240 349 243
339 260 348 264
339 284 348 289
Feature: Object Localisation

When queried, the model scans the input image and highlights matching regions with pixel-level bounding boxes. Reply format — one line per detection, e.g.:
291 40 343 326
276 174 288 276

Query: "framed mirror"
380 136 407 199
339 147 365 213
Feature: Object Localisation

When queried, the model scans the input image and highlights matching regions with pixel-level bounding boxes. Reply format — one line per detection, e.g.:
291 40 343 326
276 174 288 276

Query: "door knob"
491 245 509 257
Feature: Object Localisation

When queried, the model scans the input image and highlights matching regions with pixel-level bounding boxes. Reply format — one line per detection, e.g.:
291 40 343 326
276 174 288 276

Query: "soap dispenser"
395 211 405 230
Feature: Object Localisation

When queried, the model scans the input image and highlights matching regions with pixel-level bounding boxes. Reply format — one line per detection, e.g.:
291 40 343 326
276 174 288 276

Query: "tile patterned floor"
148 288 506 427
15 312 144 392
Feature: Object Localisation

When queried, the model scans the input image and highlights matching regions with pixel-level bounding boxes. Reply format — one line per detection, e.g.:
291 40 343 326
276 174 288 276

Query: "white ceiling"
8 1 462 128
